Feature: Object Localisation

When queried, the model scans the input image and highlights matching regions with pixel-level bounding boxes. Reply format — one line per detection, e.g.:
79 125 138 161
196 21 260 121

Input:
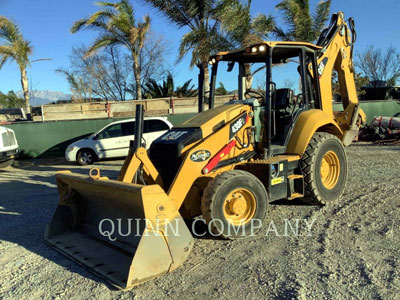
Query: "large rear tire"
201 170 268 239
300 132 347 205
0 159 13 169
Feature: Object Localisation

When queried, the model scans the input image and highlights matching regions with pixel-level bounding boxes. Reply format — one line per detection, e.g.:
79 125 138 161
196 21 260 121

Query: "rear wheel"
0 159 13 169
201 170 268 239
77 149 96 166
300 132 347 204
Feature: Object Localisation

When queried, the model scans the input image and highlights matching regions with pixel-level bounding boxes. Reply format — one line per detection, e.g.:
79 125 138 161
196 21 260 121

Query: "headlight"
66 146 77 152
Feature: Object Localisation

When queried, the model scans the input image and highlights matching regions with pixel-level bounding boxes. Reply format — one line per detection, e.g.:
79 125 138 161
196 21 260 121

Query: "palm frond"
70 19 90 33
0 17 32 68
0 54 10 69
275 0 330 42
312 0 331 38
85 34 120 58
252 14 275 39
0 45 14 56
176 79 196 97
95 2 117 8
87 10 114 25
144 0 197 29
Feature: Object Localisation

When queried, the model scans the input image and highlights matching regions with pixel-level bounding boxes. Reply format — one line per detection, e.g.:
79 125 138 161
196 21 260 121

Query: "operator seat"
272 88 294 146
274 88 293 112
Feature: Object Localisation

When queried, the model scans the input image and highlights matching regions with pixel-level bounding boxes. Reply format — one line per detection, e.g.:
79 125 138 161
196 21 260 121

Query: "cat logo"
190 150 211 162
318 57 328 77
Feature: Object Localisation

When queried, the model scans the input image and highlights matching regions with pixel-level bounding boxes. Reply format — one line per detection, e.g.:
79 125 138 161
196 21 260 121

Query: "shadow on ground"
0 160 122 290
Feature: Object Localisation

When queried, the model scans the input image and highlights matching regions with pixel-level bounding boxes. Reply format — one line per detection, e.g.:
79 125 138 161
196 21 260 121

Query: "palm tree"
274 0 331 43
175 79 196 97
215 82 229 95
0 16 33 117
144 72 175 98
71 0 150 100
55 68 92 101
144 72 196 98
143 0 229 94
217 0 275 89
218 0 274 48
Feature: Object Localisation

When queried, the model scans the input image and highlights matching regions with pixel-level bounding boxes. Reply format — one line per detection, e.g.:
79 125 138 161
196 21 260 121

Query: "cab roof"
210 41 322 64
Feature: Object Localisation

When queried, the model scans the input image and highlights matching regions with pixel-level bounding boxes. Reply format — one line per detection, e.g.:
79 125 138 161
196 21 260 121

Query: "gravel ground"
0 143 399 300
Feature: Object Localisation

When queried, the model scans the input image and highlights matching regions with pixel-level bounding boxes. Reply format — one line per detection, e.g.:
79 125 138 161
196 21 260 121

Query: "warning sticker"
271 176 284 185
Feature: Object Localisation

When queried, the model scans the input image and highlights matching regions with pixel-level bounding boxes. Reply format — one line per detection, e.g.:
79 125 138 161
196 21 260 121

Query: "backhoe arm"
315 12 365 145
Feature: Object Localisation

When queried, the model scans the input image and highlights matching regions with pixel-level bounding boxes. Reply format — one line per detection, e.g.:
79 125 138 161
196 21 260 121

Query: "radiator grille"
2 131 16 147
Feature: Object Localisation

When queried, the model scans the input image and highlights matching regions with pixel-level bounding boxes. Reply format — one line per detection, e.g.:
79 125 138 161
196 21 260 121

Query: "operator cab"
206 41 322 156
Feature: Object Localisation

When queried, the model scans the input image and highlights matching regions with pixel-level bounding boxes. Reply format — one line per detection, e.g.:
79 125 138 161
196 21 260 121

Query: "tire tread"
299 132 345 205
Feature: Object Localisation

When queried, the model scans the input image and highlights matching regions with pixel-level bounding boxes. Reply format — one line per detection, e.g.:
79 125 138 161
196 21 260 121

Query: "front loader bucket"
44 172 194 290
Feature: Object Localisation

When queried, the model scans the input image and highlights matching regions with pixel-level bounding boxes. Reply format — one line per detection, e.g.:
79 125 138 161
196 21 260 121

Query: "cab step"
287 174 303 180
288 192 303 200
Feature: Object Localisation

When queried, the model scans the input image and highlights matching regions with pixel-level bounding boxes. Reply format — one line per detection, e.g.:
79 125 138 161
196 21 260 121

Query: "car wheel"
77 149 96 166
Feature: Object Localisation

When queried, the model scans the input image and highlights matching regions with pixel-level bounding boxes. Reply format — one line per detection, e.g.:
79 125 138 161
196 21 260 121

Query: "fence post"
41 105 45 122
170 96 175 114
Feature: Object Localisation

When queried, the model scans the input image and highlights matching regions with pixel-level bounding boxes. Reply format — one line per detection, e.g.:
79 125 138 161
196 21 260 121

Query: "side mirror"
227 61 235 72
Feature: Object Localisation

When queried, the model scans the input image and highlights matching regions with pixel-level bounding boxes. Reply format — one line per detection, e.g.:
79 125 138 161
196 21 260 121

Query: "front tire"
201 170 268 239
77 149 96 166
300 132 347 204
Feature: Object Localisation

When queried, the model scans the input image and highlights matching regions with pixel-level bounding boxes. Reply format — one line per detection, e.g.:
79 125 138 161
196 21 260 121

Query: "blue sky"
0 0 399 95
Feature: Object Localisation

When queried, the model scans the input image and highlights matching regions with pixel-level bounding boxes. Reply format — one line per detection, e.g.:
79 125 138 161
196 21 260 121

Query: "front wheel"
201 170 268 239
77 149 96 166
300 132 347 204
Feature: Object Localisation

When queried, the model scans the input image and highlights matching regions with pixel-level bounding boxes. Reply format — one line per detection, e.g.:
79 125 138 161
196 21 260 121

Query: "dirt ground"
0 143 399 300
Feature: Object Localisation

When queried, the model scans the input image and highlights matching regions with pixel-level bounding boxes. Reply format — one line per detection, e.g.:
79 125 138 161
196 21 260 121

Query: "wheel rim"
80 152 92 164
223 188 256 226
320 151 340 189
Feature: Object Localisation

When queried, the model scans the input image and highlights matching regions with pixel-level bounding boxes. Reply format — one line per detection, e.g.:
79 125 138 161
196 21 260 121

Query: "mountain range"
16 90 72 106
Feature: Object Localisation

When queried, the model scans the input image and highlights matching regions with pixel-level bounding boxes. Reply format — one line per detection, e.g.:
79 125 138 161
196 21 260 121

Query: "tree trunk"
245 63 252 90
132 55 142 100
20 67 31 118
203 61 210 97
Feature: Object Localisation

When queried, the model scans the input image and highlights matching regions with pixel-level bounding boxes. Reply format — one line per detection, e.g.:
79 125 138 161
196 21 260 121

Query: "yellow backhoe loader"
45 12 365 289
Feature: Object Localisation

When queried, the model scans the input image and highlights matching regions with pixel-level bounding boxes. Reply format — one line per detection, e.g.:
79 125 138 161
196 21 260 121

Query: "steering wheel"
245 89 265 99
245 89 266 102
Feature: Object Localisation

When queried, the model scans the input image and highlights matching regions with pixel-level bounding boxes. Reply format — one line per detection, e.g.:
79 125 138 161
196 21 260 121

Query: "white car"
0 126 19 168
65 117 172 165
